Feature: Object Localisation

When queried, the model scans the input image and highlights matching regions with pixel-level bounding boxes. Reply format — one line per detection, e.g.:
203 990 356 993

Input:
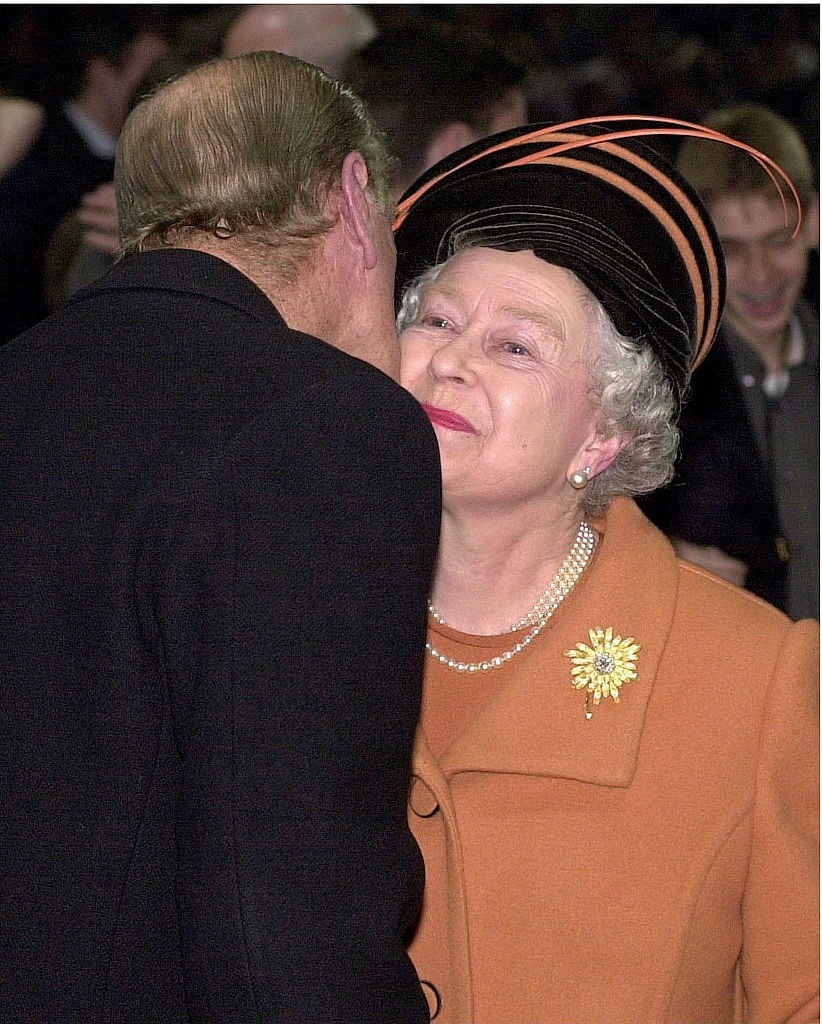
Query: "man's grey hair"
116 50 392 280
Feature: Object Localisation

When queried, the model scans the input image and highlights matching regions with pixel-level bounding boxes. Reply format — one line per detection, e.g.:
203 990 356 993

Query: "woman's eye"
501 340 533 357
420 314 452 330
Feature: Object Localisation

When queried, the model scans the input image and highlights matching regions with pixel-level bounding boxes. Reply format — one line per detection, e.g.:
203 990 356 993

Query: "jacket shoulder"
675 557 815 641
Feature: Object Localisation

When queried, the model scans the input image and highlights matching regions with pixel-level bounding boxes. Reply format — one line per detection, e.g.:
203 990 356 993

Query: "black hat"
393 116 799 405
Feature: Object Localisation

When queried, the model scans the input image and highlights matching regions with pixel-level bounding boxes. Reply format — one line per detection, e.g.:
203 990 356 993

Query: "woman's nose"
428 332 477 384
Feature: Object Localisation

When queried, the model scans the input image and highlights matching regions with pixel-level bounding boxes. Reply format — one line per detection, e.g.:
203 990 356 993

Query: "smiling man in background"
643 103 819 620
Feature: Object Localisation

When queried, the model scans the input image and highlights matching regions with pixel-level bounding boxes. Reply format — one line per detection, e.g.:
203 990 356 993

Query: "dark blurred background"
1 4 817 162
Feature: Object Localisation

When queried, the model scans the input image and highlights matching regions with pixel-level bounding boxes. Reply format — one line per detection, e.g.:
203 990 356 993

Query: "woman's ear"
338 151 379 269
576 430 628 482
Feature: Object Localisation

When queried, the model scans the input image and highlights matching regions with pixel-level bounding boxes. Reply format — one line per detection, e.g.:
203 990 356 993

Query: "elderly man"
0 52 439 1023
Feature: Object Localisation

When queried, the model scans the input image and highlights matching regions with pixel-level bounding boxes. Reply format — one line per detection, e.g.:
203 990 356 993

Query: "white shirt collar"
762 315 805 399
64 101 117 160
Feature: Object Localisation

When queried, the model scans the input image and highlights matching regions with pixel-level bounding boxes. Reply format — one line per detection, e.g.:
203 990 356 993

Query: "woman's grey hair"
396 259 680 517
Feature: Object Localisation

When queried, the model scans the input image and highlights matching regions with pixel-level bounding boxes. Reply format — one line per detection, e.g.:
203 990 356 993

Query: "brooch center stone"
563 626 641 719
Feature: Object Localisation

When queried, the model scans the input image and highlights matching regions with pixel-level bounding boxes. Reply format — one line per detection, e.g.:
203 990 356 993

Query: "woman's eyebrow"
500 304 567 336
420 284 460 303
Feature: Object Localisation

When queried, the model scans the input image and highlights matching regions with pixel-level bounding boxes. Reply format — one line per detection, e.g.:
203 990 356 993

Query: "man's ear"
338 151 379 270
802 192 819 249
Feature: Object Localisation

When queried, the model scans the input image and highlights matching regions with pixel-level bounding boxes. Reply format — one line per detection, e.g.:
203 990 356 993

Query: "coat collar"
75 248 285 329
415 499 680 789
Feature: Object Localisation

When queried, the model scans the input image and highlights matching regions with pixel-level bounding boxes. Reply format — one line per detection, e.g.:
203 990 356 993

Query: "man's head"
62 7 170 136
222 4 377 75
117 51 391 264
116 51 400 375
677 104 818 353
344 19 528 199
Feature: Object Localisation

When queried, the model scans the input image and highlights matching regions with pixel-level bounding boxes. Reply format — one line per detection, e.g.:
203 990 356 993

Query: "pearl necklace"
426 521 597 673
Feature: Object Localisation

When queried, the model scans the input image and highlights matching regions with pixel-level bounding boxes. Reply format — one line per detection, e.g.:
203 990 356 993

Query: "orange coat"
409 499 819 1024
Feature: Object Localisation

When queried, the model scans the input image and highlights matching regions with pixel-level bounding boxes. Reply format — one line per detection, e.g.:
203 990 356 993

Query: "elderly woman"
392 120 819 1024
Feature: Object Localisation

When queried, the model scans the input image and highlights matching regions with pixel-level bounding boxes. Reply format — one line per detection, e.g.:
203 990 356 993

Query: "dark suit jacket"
641 330 788 610
0 249 441 1023
642 302 820 619
0 104 114 345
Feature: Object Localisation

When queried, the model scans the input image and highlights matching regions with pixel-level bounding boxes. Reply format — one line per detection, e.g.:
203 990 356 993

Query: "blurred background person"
42 7 236 303
0 6 170 344
222 2 376 70
343 17 529 200
643 104 819 620
0 93 44 175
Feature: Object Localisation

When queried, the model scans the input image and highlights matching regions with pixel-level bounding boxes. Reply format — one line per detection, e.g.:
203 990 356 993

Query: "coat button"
420 980 442 1020
409 778 440 818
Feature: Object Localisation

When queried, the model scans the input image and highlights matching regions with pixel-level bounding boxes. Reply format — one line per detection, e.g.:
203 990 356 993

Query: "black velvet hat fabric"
393 119 729 405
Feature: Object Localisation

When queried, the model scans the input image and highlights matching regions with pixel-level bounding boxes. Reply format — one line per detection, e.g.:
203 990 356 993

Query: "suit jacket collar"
73 248 284 329
415 499 679 789
723 296 819 381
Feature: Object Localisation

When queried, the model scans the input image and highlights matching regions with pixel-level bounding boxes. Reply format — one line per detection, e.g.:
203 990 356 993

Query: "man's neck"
728 318 790 376
172 233 399 380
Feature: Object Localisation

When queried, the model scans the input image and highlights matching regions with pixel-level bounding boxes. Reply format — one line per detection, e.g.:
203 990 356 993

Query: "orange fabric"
410 499 819 1024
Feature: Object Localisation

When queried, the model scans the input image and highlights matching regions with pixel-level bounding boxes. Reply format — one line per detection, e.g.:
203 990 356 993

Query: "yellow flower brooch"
564 627 640 719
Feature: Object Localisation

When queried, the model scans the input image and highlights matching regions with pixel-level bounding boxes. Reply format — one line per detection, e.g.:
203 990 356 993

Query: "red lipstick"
422 404 476 434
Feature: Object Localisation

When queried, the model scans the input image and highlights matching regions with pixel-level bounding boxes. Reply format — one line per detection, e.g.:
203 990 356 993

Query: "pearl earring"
569 467 590 490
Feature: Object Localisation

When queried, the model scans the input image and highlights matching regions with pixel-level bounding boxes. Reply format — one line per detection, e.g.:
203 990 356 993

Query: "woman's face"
400 247 609 513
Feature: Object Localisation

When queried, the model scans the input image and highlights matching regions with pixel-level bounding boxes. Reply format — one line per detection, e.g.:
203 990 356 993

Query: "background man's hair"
344 17 526 189
677 103 816 206
58 6 171 99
